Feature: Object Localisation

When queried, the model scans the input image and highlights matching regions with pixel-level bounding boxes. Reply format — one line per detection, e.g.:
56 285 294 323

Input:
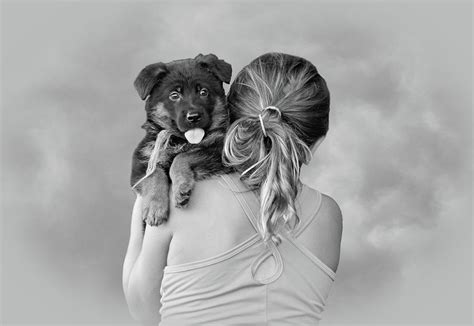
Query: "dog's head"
134 54 232 140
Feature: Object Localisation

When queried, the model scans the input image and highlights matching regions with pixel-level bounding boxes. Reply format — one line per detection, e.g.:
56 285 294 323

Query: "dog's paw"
142 198 169 226
173 179 195 208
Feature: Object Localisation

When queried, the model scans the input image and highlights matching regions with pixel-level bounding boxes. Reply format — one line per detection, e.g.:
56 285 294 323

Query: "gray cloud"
2 1 472 324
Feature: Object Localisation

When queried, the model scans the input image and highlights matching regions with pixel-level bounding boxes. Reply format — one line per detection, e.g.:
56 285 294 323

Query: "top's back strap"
220 174 261 233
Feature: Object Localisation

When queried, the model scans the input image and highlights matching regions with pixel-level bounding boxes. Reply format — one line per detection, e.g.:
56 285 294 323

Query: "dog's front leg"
140 167 170 226
169 152 198 208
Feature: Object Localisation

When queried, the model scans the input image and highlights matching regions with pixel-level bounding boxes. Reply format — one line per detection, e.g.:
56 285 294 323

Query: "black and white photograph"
1 1 472 325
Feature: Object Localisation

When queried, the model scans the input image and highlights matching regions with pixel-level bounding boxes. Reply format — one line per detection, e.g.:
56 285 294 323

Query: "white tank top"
159 173 335 325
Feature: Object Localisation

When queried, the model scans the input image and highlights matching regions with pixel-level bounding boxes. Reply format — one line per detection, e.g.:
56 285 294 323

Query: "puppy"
131 54 232 226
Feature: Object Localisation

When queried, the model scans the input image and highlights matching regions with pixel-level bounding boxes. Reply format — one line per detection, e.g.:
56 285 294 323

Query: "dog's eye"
169 91 181 101
199 88 209 97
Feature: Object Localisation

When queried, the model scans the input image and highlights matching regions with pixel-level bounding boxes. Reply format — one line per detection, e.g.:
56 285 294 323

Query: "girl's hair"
223 52 330 240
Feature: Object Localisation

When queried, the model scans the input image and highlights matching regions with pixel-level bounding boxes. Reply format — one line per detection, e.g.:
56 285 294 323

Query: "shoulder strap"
220 174 261 233
292 186 323 238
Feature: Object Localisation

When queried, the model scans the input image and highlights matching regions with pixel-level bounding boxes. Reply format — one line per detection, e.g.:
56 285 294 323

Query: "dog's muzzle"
177 108 210 133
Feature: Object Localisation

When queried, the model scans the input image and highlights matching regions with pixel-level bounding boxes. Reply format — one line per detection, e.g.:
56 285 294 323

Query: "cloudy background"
1 1 472 325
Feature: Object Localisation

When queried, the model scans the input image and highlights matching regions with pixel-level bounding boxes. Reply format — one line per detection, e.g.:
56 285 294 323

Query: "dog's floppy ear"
134 63 168 100
195 54 232 84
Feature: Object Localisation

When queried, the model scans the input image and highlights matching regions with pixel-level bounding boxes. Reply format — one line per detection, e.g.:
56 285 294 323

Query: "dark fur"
131 54 233 226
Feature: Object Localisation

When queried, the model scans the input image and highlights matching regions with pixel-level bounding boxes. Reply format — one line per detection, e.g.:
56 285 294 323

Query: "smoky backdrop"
1 1 472 325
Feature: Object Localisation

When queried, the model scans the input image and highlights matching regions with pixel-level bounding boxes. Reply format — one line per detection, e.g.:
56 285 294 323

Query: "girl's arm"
122 196 173 324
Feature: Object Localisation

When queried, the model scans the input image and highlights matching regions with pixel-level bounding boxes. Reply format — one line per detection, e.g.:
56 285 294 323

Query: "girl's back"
159 173 342 325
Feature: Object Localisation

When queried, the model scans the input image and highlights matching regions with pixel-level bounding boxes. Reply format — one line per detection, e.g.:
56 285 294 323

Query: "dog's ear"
134 63 168 100
195 54 232 84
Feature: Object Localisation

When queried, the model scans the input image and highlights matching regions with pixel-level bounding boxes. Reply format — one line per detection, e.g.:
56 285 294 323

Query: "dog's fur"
131 54 233 226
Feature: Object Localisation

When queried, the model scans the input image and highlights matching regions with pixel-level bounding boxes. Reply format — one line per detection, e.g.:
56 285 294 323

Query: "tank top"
159 173 336 325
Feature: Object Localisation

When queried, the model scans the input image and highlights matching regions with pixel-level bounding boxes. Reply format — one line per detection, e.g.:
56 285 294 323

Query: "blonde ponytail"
223 53 330 240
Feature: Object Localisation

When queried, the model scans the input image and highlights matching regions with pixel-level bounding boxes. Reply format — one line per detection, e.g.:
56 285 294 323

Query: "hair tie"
259 106 282 137
259 114 267 137
263 106 282 117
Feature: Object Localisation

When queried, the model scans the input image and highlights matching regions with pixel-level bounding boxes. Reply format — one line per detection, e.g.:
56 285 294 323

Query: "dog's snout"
186 112 202 123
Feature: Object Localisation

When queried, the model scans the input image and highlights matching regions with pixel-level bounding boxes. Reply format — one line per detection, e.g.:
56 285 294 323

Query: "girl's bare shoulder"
166 174 246 230
299 184 343 272
320 193 343 229
303 183 343 230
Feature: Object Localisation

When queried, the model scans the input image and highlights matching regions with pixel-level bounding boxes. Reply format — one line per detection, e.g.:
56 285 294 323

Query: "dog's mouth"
167 127 208 146
175 110 212 144
183 128 206 144
177 112 210 131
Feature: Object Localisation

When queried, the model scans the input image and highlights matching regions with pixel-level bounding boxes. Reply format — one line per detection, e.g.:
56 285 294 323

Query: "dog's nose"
186 112 202 123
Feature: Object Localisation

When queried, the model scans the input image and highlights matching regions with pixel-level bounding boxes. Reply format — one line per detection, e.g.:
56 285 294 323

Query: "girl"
123 52 342 325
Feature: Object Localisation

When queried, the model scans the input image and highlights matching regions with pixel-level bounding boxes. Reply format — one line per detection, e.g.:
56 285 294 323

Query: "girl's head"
223 52 330 240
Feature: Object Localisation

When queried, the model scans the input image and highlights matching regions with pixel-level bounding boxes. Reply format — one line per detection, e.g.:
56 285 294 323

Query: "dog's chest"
139 136 191 164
